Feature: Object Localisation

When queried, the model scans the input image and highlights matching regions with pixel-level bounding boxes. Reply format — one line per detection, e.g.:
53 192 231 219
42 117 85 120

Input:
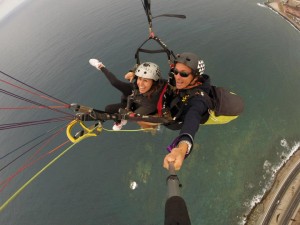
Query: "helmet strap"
186 75 202 88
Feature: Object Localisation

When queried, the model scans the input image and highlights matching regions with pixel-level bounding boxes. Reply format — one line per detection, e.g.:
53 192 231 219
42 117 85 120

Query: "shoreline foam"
244 140 300 224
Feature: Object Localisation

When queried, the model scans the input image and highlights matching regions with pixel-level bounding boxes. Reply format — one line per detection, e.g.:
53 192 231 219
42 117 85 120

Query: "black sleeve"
100 67 132 96
179 97 208 141
132 94 158 115
167 96 209 157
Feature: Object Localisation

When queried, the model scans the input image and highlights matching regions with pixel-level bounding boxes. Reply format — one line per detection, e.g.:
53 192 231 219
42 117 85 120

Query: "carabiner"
66 120 102 143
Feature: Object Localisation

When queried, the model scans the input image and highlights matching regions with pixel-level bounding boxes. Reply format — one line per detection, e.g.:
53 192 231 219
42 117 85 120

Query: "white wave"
0 0 28 21
239 139 300 225
280 138 288 148
257 3 267 8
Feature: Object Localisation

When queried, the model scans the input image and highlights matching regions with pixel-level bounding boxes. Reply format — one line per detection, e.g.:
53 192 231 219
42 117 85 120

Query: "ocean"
0 0 300 224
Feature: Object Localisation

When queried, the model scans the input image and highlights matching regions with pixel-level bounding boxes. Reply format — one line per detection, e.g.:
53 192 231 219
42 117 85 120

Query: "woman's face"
137 77 154 94
174 63 194 89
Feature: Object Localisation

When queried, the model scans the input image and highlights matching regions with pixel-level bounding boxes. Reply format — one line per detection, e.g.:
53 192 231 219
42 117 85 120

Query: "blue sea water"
0 0 300 224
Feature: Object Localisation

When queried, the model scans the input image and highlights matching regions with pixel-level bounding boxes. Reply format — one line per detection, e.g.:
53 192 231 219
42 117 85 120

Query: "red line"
0 105 70 110
25 127 65 163
0 78 68 106
0 126 70 193
0 140 70 193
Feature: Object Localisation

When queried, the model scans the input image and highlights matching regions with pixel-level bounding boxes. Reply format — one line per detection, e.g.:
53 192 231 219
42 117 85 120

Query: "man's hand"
163 142 189 170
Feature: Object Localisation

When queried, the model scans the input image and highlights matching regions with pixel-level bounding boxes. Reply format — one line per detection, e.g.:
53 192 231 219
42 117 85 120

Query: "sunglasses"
173 68 191 78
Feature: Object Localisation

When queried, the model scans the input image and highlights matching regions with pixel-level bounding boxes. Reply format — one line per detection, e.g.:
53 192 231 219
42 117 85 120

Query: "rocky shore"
265 0 300 31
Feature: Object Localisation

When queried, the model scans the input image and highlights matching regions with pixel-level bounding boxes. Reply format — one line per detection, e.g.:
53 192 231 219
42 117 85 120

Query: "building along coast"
266 0 300 31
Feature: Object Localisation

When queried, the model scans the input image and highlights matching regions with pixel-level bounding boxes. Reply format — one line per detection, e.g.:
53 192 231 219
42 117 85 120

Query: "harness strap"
138 48 167 54
73 105 171 124
135 36 176 65
157 84 168 116
184 87 214 110
166 86 214 121
142 0 152 29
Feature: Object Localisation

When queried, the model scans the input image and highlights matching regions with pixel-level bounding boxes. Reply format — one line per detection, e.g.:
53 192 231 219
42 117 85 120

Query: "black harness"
170 88 212 120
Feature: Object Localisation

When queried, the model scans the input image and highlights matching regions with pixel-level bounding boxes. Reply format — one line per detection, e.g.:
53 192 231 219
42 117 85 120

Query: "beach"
265 0 300 31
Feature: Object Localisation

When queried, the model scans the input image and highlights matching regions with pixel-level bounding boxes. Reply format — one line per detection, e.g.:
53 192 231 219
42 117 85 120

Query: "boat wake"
238 139 300 225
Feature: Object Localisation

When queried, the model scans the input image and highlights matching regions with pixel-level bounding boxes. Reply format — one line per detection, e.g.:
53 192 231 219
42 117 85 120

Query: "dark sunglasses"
173 68 191 78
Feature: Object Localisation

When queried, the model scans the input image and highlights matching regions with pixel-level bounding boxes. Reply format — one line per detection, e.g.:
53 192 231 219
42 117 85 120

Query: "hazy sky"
0 0 27 21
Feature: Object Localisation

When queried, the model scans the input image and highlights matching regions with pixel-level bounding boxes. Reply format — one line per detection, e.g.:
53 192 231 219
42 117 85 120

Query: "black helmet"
175 52 205 75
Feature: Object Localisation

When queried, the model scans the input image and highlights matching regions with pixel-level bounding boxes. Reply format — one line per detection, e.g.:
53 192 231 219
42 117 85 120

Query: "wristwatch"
178 140 192 155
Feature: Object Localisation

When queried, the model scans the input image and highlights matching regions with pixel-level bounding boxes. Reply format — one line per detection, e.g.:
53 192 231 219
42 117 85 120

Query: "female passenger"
89 59 167 130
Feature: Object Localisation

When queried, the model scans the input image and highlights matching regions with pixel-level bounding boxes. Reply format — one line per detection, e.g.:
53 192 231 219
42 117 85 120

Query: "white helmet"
135 62 161 81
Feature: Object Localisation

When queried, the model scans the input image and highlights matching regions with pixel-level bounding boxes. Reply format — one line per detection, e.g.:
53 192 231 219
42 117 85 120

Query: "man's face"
173 63 194 89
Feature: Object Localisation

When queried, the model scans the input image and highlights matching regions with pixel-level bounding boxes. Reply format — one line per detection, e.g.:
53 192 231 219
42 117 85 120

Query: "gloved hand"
89 59 105 70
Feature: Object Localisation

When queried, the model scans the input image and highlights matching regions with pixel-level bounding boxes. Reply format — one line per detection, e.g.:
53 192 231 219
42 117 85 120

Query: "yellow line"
102 127 156 132
0 123 154 212
0 141 77 213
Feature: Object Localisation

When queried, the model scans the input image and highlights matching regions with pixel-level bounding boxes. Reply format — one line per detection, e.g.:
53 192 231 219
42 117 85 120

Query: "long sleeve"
100 67 132 96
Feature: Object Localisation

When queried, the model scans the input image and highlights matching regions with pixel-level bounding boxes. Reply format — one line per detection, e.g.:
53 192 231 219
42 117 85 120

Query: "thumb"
163 154 175 169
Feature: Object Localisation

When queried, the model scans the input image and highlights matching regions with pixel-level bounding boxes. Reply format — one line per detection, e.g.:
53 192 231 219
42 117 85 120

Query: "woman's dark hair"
144 79 165 99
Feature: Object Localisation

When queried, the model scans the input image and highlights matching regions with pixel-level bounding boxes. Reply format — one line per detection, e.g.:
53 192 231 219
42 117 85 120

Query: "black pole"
164 163 191 225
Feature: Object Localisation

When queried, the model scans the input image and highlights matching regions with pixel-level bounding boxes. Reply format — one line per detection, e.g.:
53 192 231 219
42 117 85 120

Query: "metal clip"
70 103 93 113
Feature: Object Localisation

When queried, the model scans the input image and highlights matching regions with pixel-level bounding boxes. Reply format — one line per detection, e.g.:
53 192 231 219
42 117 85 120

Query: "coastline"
245 147 300 224
265 0 300 31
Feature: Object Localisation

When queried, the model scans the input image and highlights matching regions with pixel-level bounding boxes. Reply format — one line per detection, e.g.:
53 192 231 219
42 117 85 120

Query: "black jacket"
129 79 167 115
166 74 212 150
101 67 167 115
